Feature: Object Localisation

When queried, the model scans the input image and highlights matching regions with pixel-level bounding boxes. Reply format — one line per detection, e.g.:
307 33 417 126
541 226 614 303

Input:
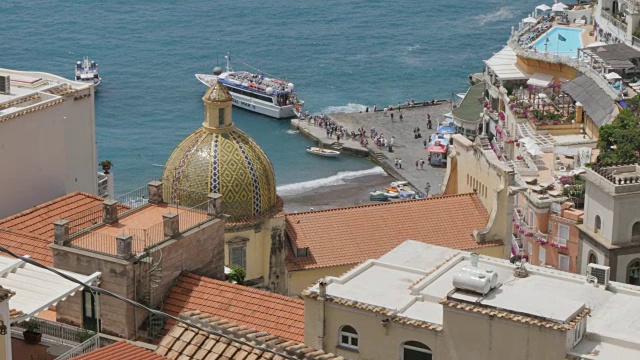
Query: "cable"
0 246 299 360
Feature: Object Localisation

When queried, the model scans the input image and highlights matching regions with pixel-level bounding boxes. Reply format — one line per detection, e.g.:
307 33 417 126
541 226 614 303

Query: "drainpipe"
317 280 327 350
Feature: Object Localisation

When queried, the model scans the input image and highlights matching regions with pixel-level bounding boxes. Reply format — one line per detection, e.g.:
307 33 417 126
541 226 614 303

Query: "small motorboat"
390 181 408 187
385 191 400 198
306 146 340 157
385 187 398 192
369 191 390 202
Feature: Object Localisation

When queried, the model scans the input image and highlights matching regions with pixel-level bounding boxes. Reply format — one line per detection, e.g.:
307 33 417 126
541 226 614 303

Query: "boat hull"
196 74 299 119
306 147 340 157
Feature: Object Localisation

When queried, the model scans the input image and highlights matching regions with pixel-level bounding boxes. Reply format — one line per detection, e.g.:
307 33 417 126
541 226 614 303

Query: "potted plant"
20 319 41 344
99 160 113 174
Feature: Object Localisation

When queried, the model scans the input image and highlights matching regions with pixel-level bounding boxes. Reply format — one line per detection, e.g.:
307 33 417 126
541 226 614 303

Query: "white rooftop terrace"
308 240 640 359
0 68 90 114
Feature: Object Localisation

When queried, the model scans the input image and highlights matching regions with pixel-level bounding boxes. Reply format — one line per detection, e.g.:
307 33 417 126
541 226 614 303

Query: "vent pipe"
470 253 479 268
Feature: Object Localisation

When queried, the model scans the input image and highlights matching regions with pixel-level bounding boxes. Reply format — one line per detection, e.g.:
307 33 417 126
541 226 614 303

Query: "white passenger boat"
306 146 340 157
196 53 304 118
75 57 101 87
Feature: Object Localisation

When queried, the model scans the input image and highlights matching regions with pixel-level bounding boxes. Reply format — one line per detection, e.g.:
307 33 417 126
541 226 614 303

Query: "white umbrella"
605 72 622 80
552 2 568 11
523 16 538 24
536 4 552 11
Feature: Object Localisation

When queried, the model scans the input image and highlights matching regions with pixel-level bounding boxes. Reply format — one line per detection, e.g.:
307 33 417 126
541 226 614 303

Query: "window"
557 224 570 246
559 254 570 272
218 108 225 126
628 260 640 286
574 319 584 345
539 247 546 265
588 252 598 265
230 246 246 269
633 222 640 241
82 289 99 332
548 221 553 234
528 242 533 256
402 341 432 360
595 215 602 234
339 325 358 351
528 210 534 226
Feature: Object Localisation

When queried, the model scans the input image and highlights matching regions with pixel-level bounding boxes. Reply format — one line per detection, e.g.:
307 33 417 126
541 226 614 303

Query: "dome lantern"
202 80 234 132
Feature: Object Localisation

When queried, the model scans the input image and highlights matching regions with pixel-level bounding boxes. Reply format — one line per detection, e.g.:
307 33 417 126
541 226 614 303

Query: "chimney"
163 212 179 238
53 220 69 245
207 193 223 217
148 181 164 204
102 199 119 225
116 234 132 259
470 253 479 268
316 279 327 350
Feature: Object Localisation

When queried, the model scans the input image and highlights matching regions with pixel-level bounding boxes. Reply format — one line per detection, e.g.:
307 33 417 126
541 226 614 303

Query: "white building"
304 240 640 360
0 69 97 218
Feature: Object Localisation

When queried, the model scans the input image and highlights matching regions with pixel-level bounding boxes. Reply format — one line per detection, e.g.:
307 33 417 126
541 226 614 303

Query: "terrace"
54 181 222 258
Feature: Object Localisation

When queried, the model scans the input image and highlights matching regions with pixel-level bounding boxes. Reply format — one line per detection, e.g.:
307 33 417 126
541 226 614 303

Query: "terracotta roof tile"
285 193 499 271
69 340 168 360
0 191 105 239
0 228 52 266
164 273 305 343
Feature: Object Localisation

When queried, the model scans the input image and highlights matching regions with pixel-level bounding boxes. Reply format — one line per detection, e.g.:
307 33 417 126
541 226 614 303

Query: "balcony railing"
54 334 100 360
601 10 627 33
12 318 94 346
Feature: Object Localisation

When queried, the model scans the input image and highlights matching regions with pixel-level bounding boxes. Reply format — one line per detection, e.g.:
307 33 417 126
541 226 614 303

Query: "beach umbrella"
536 4 552 11
605 72 622 80
523 16 538 24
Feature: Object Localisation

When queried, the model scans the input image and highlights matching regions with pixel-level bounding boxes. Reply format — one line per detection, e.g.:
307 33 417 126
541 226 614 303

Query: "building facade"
0 69 97 218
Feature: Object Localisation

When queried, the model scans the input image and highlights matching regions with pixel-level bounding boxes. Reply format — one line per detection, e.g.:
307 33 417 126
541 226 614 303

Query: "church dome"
162 81 277 222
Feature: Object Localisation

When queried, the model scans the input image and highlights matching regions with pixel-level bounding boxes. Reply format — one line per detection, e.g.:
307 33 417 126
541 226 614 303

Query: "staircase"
139 250 165 341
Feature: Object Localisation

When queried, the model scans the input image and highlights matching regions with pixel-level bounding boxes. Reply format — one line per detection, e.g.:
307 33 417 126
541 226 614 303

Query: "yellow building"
162 81 286 291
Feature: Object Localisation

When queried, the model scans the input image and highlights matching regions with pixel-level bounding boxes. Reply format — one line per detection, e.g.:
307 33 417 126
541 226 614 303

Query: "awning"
0 255 101 323
536 4 551 11
523 17 537 24
605 72 622 80
527 72 554 87
552 2 568 11
484 46 530 80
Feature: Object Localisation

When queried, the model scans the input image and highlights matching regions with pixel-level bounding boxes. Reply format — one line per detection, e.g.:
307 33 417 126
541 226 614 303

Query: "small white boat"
306 146 340 157
390 181 408 187
75 57 101 87
385 191 400 198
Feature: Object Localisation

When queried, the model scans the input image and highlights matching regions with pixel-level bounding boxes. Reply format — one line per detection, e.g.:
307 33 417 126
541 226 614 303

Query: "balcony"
10 317 95 359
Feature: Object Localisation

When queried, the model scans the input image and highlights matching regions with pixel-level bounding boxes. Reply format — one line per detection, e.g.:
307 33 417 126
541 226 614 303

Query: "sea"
0 0 532 195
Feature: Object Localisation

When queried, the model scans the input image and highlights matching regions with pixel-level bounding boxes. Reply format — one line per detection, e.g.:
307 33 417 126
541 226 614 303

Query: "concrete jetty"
291 102 453 195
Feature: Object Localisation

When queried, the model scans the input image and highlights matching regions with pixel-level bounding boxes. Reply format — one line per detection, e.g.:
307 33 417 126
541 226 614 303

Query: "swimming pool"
533 27 583 57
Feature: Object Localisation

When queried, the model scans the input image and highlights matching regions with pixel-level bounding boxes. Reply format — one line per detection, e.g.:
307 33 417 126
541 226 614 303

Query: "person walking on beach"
394 158 399 168
390 136 395 150
398 158 402 169
420 159 425 169
390 112 394 121
423 139 428 149
399 112 403 121
326 127 330 139
415 160 419 169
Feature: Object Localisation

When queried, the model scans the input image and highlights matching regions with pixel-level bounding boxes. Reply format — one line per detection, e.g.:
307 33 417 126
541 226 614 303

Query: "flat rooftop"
0 68 90 117
305 240 640 359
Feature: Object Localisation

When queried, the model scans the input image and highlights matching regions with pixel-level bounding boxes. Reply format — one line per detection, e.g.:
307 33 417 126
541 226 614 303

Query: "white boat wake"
276 167 387 196
320 103 367 115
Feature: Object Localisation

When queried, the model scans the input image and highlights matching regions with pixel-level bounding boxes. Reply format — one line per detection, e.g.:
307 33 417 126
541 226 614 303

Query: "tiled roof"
163 273 305 343
0 192 105 239
69 340 167 360
157 311 347 360
285 193 498 271
0 228 53 265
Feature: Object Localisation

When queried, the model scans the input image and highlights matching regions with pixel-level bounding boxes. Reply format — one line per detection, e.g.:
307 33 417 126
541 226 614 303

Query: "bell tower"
202 81 234 132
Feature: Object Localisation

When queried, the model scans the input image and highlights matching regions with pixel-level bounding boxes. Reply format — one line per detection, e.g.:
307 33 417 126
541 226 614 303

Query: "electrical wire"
0 246 299 360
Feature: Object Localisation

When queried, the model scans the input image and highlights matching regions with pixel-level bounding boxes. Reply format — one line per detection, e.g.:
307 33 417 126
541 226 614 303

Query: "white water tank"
459 266 498 288
287 82 295 90
266 87 274 95
453 272 491 295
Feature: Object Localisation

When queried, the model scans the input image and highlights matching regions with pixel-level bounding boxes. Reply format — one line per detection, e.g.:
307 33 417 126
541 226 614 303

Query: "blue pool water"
534 27 583 57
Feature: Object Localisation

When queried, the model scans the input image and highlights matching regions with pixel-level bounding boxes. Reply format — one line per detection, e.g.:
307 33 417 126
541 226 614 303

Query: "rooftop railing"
12 318 93 346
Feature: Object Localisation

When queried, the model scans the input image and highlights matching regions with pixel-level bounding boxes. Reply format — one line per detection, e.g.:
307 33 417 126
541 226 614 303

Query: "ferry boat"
196 54 304 118
75 57 101 87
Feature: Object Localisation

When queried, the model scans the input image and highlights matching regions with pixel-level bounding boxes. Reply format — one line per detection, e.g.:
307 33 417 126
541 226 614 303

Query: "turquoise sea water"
534 27 583 57
0 0 532 193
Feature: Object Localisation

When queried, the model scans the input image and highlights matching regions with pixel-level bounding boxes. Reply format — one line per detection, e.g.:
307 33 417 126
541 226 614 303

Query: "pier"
292 102 453 195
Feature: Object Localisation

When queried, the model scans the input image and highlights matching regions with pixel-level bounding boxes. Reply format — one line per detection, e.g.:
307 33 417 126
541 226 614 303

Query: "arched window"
339 325 358 350
595 215 602 234
628 260 640 286
632 222 640 241
612 0 619 15
588 252 598 266
402 341 433 360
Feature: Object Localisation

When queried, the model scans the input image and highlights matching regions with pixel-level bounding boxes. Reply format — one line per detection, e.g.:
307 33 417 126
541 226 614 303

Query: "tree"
597 97 640 163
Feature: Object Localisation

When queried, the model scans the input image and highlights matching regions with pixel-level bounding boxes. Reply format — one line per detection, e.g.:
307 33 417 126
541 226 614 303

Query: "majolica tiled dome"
162 81 277 222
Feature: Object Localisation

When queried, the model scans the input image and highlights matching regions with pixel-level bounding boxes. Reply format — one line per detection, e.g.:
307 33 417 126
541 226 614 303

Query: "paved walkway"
293 102 453 195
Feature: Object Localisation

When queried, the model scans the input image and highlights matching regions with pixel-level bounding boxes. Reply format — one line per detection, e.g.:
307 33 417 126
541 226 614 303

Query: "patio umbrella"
523 16 538 24
605 72 622 80
552 2 568 11
536 4 552 11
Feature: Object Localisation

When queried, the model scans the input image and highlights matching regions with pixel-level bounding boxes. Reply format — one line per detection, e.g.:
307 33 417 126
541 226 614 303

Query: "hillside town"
2 1 640 360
